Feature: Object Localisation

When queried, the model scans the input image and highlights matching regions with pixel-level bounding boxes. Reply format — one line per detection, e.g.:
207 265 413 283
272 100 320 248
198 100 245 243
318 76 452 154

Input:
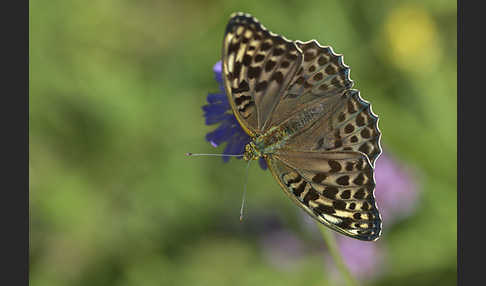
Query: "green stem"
318 224 359 286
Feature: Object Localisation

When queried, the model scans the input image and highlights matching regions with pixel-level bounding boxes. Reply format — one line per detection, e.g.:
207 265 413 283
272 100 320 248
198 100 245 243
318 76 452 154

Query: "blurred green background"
30 0 456 285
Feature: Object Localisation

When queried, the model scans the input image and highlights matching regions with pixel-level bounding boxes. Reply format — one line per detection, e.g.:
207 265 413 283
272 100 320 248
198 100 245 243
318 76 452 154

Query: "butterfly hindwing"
267 150 382 241
222 12 303 135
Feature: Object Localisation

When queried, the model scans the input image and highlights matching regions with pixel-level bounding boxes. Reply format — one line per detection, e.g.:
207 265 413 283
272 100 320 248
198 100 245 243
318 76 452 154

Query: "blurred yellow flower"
384 4 441 73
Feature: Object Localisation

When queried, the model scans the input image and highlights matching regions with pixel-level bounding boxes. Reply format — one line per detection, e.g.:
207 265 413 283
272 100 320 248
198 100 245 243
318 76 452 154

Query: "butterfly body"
242 126 289 161
222 12 383 241
244 96 343 159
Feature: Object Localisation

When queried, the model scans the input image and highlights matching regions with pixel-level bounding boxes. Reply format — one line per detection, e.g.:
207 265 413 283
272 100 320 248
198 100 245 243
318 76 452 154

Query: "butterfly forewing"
267 151 381 241
222 13 303 135
294 40 354 96
266 40 353 129
264 39 381 165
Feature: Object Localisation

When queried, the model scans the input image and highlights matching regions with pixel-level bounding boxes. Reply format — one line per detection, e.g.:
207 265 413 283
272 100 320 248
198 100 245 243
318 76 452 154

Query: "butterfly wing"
265 40 354 129
266 150 382 241
222 13 303 136
282 89 382 166
266 40 381 165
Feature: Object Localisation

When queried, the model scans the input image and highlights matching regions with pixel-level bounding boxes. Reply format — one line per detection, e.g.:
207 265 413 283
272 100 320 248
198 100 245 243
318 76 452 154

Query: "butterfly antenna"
185 152 243 158
239 159 252 222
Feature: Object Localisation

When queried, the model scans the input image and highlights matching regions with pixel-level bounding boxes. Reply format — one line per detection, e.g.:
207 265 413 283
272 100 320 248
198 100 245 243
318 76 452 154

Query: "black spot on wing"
336 175 350 186
265 60 277 72
293 181 307 196
231 80 250 94
328 160 342 172
340 190 351 199
332 200 346 210
242 54 252 66
312 172 327 183
284 173 302 187
314 204 335 215
354 188 366 199
247 66 262 79
303 188 319 206
322 187 338 199
234 95 251 106
270 71 284 84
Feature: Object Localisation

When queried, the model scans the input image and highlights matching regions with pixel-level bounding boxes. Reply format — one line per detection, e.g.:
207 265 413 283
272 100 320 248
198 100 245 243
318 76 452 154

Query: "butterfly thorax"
243 126 291 161
242 142 262 161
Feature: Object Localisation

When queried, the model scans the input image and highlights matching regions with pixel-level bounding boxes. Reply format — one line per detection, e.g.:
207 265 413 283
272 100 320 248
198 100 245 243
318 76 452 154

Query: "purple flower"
374 151 420 226
260 229 306 270
329 235 386 281
203 61 267 169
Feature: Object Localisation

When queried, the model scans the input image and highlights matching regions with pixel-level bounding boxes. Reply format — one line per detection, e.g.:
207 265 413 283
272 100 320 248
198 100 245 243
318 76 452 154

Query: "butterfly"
221 12 382 241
